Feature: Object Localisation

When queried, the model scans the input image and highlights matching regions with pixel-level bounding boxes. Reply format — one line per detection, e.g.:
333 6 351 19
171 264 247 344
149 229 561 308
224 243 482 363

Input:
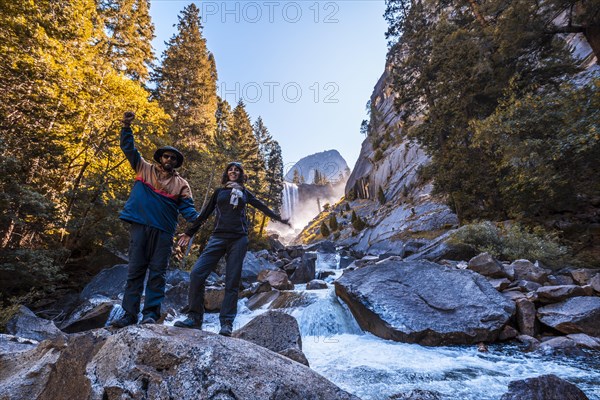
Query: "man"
111 111 199 328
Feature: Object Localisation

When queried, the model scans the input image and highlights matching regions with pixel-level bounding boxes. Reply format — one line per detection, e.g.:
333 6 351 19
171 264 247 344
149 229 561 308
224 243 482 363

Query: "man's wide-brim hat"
154 146 184 168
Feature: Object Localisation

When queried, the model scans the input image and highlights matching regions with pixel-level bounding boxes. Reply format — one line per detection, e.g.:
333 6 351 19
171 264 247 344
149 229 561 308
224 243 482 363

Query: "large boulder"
510 260 549 284
467 253 506 278
257 269 294 290
334 260 515 345
0 325 358 400
500 374 589 400
0 334 38 357
570 268 597 286
242 251 280 283
290 252 317 284
515 299 538 337
233 311 308 366
590 273 600 293
5 306 64 342
536 285 589 303
61 301 117 333
79 264 128 301
304 240 336 253
537 296 600 336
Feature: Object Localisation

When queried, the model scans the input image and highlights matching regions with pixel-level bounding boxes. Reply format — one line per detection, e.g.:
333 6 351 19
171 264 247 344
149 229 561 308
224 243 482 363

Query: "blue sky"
150 1 389 172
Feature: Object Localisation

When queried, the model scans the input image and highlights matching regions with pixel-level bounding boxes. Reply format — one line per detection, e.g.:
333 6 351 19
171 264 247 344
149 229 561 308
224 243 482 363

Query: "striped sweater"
119 127 199 234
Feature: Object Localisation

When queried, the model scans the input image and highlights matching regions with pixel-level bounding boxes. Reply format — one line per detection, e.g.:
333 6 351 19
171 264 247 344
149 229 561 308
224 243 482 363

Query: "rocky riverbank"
2 239 599 399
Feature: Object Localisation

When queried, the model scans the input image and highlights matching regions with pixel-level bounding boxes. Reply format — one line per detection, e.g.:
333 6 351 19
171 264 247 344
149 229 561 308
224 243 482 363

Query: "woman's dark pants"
122 223 173 320
187 235 248 324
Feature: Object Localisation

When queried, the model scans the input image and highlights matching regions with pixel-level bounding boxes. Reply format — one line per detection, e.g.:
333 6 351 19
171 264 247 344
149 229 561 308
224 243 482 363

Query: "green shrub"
345 203 351 211
329 215 339 231
448 221 567 266
378 186 386 205
320 222 330 237
0 249 69 303
352 214 366 231
373 149 384 162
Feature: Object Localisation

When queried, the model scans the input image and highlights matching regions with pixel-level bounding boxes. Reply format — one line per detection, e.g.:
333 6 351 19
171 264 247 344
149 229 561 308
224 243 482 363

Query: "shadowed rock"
61 301 117 333
334 259 515 345
500 374 589 400
537 296 600 336
536 285 589 303
5 306 64 342
510 260 549 284
306 279 328 290
467 253 506 278
233 311 308 366
290 252 317 284
79 264 128 301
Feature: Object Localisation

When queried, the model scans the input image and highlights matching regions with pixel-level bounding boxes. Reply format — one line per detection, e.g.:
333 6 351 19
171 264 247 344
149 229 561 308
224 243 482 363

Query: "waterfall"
282 181 299 222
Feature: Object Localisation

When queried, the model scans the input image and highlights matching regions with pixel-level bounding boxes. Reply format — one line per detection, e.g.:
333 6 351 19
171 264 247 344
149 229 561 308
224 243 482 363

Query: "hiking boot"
174 316 203 330
219 321 233 337
110 313 137 328
140 316 157 325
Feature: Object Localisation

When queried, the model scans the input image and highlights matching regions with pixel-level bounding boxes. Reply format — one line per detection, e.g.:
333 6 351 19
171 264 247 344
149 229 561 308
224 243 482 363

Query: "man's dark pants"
187 235 248 324
122 223 173 321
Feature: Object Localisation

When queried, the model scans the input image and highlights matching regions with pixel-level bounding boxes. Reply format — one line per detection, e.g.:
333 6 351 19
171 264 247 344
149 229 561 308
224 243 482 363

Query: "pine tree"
98 0 155 82
292 169 301 184
320 221 331 237
313 169 321 185
352 214 366 231
384 0 580 222
378 186 386 205
213 97 234 157
0 0 168 301
153 3 217 144
259 139 284 235
153 3 218 209
328 214 339 231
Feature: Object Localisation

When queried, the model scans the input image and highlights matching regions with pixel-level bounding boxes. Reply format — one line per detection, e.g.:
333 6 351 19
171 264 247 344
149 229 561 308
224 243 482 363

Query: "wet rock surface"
500 374 589 400
335 259 515 345
233 310 308 366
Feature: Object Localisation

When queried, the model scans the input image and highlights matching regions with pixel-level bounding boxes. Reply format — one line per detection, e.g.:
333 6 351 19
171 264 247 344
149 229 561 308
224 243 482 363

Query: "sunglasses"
162 154 178 161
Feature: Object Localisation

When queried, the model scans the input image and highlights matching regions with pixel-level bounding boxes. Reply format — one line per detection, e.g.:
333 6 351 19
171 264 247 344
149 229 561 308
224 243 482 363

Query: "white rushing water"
225 256 600 400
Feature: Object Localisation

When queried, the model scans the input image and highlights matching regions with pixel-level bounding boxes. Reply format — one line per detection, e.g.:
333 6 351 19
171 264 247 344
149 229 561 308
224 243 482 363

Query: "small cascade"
316 252 340 270
281 181 299 223
295 288 362 337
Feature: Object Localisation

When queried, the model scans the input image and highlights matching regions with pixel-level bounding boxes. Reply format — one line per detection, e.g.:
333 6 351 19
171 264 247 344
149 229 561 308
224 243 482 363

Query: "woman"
175 161 290 336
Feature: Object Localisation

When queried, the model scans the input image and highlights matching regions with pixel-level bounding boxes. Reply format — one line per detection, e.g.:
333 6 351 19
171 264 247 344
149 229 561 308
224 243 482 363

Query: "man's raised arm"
120 111 143 171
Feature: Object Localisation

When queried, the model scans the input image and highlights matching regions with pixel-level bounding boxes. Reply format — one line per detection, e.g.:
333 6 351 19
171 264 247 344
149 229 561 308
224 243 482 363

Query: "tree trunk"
61 160 90 242
1 216 17 249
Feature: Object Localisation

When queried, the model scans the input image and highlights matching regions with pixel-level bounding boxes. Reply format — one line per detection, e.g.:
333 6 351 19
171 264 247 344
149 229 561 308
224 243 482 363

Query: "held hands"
177 233 191 247
122 111 135 127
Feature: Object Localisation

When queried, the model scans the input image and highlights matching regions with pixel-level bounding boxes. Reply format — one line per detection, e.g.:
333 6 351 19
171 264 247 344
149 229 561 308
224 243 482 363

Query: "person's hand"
122 111 135 127
178 233 191 247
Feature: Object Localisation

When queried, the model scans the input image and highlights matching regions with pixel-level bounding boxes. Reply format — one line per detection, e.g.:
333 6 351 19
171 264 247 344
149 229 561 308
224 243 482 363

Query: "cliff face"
339 62 457 255
346 65 429 202
297 28 597 255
